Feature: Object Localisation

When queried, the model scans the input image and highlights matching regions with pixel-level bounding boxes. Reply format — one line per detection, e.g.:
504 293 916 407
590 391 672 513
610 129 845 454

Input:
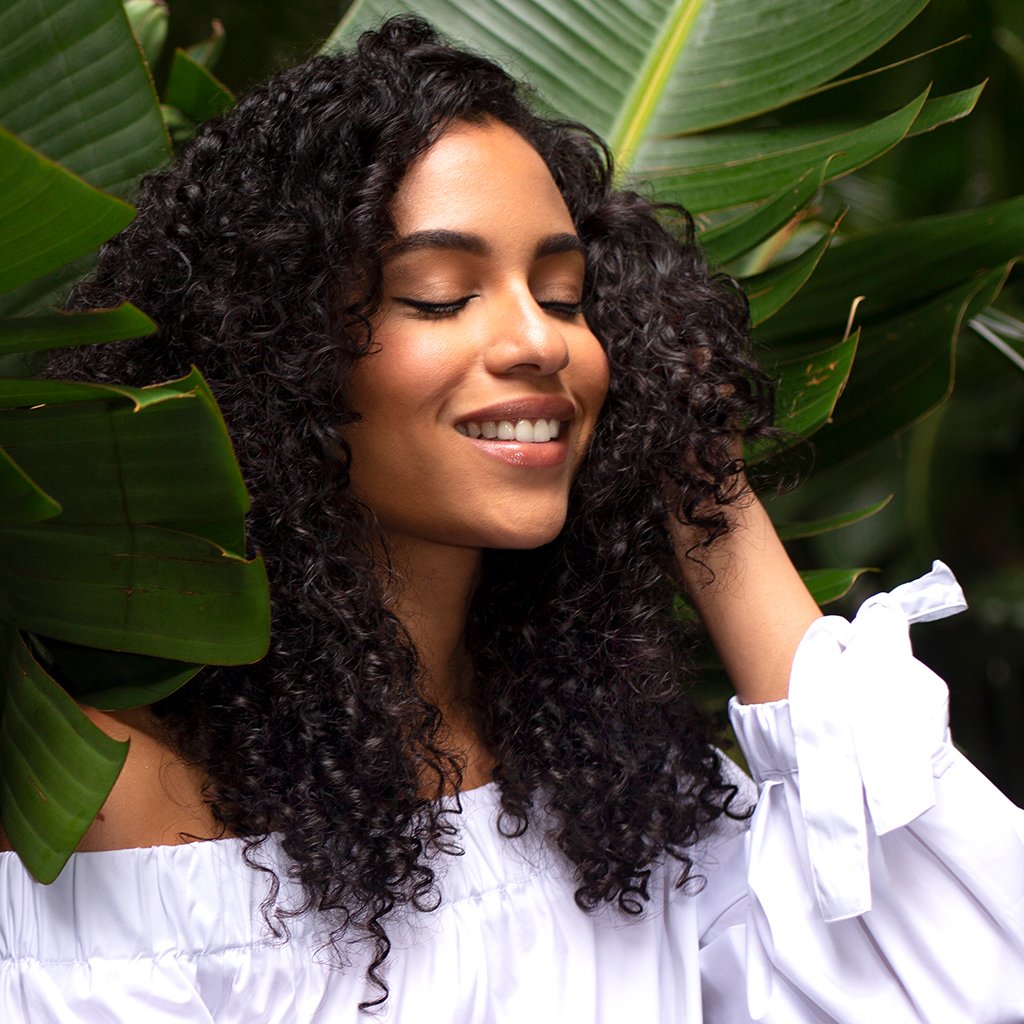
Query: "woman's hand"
670 480 822 704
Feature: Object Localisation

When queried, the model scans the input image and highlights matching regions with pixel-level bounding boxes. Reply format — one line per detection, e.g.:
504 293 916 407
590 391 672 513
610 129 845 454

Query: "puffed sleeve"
701 561 1024 1023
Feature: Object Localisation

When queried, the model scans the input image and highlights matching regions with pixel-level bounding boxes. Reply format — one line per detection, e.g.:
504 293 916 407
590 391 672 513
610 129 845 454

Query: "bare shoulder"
0 706 223 854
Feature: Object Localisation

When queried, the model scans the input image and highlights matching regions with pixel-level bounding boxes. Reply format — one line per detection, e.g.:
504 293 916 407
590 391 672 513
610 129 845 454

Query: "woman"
2 16 1022 1023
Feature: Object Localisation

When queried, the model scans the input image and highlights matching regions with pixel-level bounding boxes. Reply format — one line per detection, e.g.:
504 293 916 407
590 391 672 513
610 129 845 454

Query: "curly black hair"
48 15 775 1009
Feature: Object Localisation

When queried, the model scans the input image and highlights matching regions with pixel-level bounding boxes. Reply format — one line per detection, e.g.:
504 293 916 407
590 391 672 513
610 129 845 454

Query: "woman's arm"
670 486 821 704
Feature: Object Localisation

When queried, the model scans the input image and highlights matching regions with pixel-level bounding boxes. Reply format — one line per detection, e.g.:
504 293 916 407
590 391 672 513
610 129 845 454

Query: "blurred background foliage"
768 0 1024 801
158 0 1024 800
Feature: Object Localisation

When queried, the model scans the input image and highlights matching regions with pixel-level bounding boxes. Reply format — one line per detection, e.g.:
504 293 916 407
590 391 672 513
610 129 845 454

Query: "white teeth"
456 417 565 442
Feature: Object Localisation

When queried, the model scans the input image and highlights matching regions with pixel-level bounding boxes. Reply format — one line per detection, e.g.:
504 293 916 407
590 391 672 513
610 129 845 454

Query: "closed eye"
540 300 583 319
395 296 476 319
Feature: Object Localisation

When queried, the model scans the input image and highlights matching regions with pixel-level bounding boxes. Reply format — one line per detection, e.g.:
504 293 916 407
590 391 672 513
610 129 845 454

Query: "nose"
483 287 570 378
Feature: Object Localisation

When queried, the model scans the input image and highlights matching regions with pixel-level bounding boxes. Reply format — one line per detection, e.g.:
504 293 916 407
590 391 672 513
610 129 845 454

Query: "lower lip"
463 436 569 467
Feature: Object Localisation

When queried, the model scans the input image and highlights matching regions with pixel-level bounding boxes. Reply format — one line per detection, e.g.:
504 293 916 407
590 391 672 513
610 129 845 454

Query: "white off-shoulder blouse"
2 562 1023 1022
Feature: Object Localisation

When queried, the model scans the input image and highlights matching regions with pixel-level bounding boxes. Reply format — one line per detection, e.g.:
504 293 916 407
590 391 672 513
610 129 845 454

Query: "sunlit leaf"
330 0 928 164
757 196 1024 344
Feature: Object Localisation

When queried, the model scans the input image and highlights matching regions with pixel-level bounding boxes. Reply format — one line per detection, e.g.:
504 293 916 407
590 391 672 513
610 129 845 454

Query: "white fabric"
3 563 1024 1023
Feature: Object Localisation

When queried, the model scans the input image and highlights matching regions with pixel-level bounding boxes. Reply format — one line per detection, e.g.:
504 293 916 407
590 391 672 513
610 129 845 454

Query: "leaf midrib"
608 0 706 174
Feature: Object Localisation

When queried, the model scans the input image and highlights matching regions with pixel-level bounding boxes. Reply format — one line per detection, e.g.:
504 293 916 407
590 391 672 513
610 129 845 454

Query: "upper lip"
456 396 576 425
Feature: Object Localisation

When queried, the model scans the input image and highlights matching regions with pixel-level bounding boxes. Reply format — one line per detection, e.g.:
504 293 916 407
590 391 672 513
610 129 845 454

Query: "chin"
492 523 565 551
468 507 569 551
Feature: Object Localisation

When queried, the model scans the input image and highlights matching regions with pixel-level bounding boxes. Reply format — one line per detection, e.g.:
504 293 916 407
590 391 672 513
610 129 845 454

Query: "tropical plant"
0 0 267 884
1 0 1021 881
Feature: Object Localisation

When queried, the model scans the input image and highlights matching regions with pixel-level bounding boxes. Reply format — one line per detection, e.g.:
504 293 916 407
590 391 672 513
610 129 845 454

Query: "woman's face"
344 119 609 552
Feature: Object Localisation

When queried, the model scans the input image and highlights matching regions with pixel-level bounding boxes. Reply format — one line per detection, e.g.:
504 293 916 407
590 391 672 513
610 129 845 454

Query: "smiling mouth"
454 418 563 443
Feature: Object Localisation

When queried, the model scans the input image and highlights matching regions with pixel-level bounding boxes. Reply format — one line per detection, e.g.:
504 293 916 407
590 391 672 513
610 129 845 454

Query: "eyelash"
397 297 474 319
396 296 583 320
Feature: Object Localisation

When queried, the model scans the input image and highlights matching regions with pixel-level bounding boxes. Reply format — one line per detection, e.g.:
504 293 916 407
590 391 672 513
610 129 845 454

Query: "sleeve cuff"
728 560 966 922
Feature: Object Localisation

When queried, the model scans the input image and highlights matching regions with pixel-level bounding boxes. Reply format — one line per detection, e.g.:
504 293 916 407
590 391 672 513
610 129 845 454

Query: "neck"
380 537 494 791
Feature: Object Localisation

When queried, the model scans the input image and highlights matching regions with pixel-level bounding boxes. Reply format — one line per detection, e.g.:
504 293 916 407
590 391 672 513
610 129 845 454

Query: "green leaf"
775 495 893 540
0 0 170 316
165 49 235 123
0 629 127 883
0 128 136 295
0 0 170 196
0 368 269 666
699 161 829 266
0 370 249 554
0 447 62 525
757 196 1024 345
123 0 168 69
0 378 155 410
330 0 927 168
0 372 215 412
0 523 269 664
637 89 928 213
812 266 1013 469
184 17 226 70
0 303 156 356
770 331 860 439
639 1 929 138
745 228 836 326
34 636 201 710
800 567 874 604
906 84 984 137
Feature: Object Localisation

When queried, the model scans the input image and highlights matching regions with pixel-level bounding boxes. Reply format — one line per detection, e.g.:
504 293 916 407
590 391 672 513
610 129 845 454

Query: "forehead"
389 120 574 235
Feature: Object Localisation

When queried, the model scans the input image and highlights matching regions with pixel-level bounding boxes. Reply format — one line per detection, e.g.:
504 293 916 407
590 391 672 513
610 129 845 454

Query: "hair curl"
48 15 776 1008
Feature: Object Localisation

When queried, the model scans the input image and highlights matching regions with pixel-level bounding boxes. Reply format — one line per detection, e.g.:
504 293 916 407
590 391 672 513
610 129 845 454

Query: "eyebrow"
388 229 585 261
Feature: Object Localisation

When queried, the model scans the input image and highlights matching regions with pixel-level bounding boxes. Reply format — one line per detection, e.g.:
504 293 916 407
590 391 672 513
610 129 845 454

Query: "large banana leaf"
0 0 266 882
330 0 928 164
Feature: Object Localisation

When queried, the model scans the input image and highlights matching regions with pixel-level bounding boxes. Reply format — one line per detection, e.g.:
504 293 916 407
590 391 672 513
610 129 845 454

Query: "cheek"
582 336 611 421
568 337 610 464
347 329 458 424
